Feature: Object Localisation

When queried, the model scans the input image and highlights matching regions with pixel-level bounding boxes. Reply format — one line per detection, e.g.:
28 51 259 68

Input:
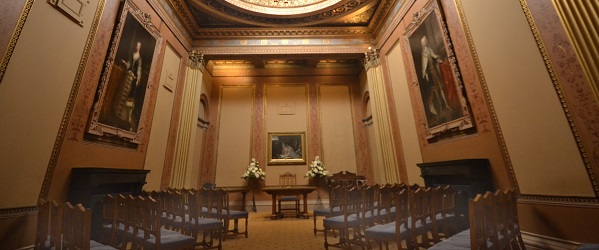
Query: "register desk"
262 186 317 219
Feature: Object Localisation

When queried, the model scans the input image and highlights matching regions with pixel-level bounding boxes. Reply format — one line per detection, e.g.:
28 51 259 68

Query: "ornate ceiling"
165 0 402 75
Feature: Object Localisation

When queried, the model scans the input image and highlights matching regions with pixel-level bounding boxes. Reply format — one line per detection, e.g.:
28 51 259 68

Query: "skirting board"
522 231 582 250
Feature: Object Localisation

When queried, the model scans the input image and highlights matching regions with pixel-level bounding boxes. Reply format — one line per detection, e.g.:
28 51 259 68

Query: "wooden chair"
429 189 527 250
323 186 364 249
134 196 196 250
313 184 343 236
212 188 249 240
188 188 224 249
359 184 379 231
100 194 119 247
171 190 193 235
364 189 411 250
327 171 366 188
409 187 437 248
62 202 116 250
438 185 459 238
35 198 62 250
278 172 300 217
376 183 407 224
502 189 526 249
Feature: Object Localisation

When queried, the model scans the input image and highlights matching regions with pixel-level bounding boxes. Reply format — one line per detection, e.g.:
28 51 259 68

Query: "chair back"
279 172 296 187
35 199 62 250
62 202 92 250
409 187 435 247
393 189 411 247
469 191 499 250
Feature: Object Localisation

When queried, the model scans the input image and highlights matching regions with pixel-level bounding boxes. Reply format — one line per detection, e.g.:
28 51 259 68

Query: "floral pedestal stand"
312 176 326 209
247 178 261 212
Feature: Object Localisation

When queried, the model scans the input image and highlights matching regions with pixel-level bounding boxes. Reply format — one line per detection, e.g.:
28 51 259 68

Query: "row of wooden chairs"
154 187 249 241
429 189 526 250
100 194 197 250
317 183 460 250
35 198 116 250
155 188 249 241
362 185 459 250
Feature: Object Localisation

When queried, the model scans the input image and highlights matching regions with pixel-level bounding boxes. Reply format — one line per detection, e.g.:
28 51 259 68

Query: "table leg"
302 192 309 219
270 194 278 220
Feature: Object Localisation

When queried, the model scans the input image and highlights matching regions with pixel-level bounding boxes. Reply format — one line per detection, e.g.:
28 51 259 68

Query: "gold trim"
39 0 107 199
454 0 520 192
519 0 598 198
0 0 34 84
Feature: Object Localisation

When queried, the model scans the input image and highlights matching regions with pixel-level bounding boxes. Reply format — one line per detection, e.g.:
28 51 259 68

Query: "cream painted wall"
320 85 358 176
144 45 181 191
461 0 593 196
215 86 253 187
0 0 100 208
265 85 308 186
386 42 424 185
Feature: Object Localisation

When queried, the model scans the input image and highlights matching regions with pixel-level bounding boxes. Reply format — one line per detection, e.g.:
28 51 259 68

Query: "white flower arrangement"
305 156 329 178
241 158 266 180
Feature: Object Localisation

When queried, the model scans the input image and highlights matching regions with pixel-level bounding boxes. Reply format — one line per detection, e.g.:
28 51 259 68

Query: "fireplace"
417 158 494 228
66 167 150 240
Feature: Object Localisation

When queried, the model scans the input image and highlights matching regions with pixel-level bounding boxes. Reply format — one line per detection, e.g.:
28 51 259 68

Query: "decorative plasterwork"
186 0 378 27
225 0 340 15
167 0 399 40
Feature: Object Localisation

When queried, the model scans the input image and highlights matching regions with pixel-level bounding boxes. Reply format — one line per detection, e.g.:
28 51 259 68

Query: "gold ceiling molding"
167 0 398 39
208 67 362 77
186 0 378 27
225 0 340 15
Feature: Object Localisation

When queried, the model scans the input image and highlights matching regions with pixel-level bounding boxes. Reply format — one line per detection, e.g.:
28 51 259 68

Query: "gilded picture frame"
86 0 162 146
267 132 306 165
404 0 473 140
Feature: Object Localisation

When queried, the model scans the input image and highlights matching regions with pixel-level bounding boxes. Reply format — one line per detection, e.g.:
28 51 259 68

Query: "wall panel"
265 85 308 186
461 0 593 196
386 42 423 185
320 85 358 175
215 86 253 187
145 44 180 191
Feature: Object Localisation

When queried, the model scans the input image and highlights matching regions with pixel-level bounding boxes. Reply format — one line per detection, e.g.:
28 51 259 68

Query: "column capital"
189 49 205 70
364 47 380 70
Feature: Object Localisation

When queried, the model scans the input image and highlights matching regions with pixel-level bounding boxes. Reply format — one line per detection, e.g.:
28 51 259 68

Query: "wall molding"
519 196 599 206
0 206 37 219
0 0 34 84
522 231 581 250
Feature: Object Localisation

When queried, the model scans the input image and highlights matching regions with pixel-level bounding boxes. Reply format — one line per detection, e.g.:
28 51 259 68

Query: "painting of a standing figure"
404 0 473 139
87 0 162 145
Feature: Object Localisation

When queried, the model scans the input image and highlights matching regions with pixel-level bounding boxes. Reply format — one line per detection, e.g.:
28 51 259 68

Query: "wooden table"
219 186 250 211
261 186 317 219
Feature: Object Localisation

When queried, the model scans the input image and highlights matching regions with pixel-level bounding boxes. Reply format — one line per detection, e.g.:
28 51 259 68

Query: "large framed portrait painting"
86 0 162 146
404 0 473 140
268 132 306 165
